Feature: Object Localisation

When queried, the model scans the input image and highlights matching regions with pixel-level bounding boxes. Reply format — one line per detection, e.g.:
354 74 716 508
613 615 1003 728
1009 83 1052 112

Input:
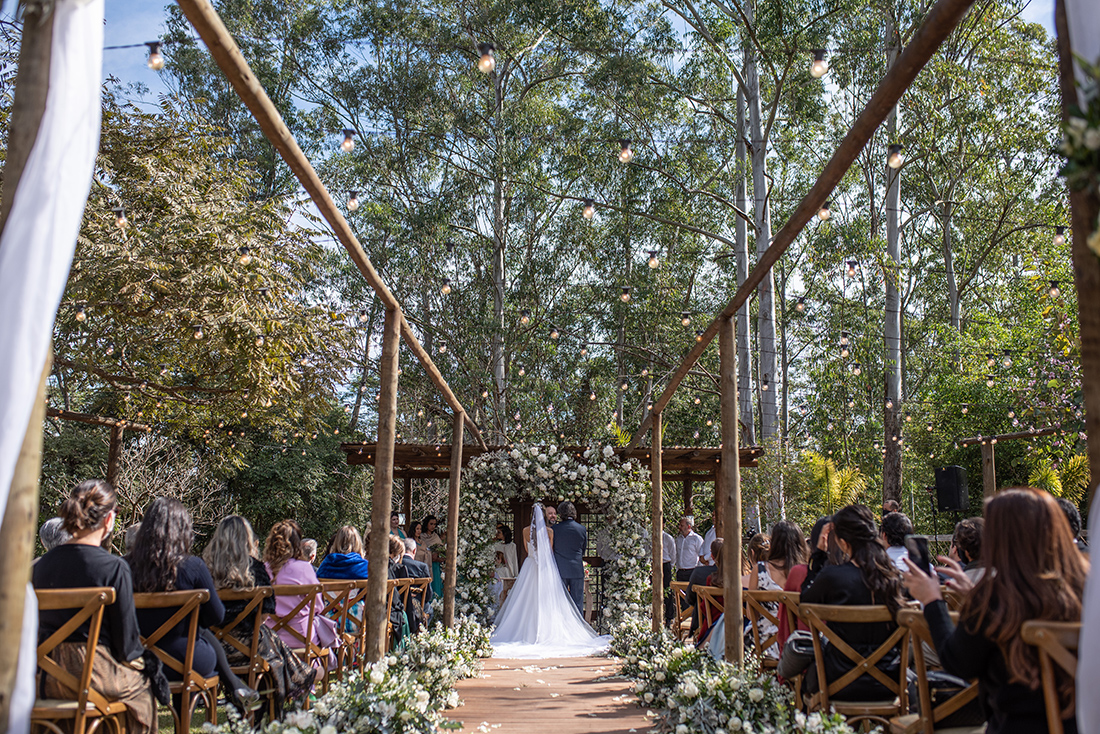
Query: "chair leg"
178 689 192 734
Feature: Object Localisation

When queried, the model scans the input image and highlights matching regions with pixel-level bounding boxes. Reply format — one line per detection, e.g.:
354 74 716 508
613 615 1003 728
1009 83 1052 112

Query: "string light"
1008 410 1015 418
477 42 496 73
647 250 659 269
1003 350 1012 367
618 139 634 163
347 191 359 211
589 391 596 400
520 308 531 324
193 325 203 340
761 374 769 391
238 246 252 265
846 260 858 277
1049 280 1060 297
847 397 855 408
111 206 127 229
441 277 452 295
840 343 849 358
549 325 560 339
517 365 525 376
795 297 805 312
694 397 701 404
695 331 704 342
620 381 629 391
358 310 368 322
145 41 165 70
255 335 264 346
580 342 588 356
986 375 995 388
817 200 831 220
852 362 862 375
340 129 356 152
620 286 631 302
1053 226 1066 246
810 49 829 78
887 144 905 169
886 398 894 409
840 331 849 346
961 404 969 414
681 312 692 327
75 305 86 322
582 199 596 219
927 423 934 431
482 389 489 398
438 342 447 353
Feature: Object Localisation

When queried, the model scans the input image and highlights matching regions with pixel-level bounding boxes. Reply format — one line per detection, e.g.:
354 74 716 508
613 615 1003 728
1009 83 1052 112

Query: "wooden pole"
365 307 400 662
980 443 996 499
442 411 464 628
402 476 412 529
682 475 693 518
173 0 486 450
719 316 743 664
1055 0 1100 509
650 413 663 634
627 0 978 449
105 424 124 490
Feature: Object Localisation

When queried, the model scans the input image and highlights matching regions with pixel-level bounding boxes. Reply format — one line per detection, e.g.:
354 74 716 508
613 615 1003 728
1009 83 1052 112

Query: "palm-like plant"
803 451 869 515
1028 455 1090 505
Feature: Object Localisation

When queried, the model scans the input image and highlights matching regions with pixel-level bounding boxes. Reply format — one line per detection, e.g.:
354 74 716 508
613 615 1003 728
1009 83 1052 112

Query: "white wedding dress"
491 504 610 658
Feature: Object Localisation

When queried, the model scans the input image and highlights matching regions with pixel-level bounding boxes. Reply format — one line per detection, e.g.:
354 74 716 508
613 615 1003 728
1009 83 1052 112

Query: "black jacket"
553 517 587 579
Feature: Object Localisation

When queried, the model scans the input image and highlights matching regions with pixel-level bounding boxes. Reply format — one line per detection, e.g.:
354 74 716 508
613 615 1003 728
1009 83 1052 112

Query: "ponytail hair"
832 505 903 615
264 520 303 577
59 479 116 535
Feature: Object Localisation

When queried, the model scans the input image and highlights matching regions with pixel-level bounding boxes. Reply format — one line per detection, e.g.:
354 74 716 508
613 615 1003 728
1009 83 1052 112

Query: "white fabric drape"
0 1 103 731
1063 0 1099 98
1078 493 1100 733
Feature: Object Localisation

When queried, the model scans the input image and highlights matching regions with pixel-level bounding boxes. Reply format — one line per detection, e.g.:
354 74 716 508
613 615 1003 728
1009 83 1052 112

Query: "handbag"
907 669 986 727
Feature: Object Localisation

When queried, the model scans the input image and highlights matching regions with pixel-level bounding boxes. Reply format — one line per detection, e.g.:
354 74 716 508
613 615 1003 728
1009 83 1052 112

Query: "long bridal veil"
491 503 610 658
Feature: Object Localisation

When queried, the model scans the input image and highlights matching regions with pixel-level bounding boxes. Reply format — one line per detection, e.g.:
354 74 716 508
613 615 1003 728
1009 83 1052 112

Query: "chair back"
336 580 371 673
132 589 210 685
210 587 273 688
670 581 692 640
743 589 784 665
694 585 724 632
799 603 909 714
268 583 325 659
896 608 978 734
384 580 400 649
34 587 118 730
1021 620 1081 734
317 580 359 680
406 578 432 623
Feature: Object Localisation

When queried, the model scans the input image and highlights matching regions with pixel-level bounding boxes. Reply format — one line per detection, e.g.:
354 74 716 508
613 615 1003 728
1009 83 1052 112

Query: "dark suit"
686 564 716 632
553 517 587 613
401 556 433 604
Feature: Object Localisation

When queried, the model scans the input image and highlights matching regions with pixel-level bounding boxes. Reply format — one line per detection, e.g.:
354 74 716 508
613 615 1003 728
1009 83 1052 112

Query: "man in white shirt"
661 528 675 625
674 516 705 582
701 512 718 565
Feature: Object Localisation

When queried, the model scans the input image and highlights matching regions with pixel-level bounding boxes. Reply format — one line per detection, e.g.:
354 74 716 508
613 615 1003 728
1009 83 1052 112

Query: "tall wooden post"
650 413 663 634
402 476 412 529
682 476 693 518
980 442 996 498
442 412 464 627
106 424 124 489
719 316 743 664
365 307 400 662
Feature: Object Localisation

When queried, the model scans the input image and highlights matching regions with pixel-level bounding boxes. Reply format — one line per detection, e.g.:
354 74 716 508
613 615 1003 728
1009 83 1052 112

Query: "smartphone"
904 535 932 576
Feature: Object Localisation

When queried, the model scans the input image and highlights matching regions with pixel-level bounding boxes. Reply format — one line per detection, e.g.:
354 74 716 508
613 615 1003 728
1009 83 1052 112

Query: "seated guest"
950 517 986 582
33 480 155 734
38 516 70 553
880 511 913 573
123 522 142 554
264 520 340 669
127 497 258 713
778 505 904 700
778 516 831 650
203 515 315 715
739 533 770 587
882 499 900 517
301 538 318 566
316 526 370 580
905 488 1089 734
1055 497 1088 555
686 539 721 634
402 537 432 586
749 521 807 658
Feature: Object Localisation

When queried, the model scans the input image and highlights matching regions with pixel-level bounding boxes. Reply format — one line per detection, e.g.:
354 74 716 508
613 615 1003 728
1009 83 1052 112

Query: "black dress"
924 599 1076 734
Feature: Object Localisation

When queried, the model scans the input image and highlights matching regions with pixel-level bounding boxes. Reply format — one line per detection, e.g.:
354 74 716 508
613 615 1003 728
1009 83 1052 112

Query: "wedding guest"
391 513 407 539
686 538 720 634
419 515 445 598
949 517 986 581
880 512 913 572
316 525 370 580
301 538 318 566
203 515 315 715
740 533 770 587
401 538 432 584
493 523 519 577
882 499 900 518
905 488 1089 734
127 497 258 713
701 512 718 564
1055 497 1088 554
264 520 340 668
674 516 705 582
748 521 807 658
409 521 431 566
38 516 70 552
778 516 831 649
662 527 675 626
123 522 142 554
33 480 155 734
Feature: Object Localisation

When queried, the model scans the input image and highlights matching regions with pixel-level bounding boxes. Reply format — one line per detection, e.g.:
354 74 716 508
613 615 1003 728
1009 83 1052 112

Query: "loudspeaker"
935 466 968 512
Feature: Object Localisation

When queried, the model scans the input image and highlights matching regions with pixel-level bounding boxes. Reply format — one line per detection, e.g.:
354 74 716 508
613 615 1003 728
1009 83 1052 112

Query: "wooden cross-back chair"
132 589 219 734
317 580 359 682
210 587 274 720
403 577 432 629
775 591 805 708
268 583 331 705
1021 620 1081 734
32 587 127 734
384 579 403 650
694 586 724 637
669 581 693 641
324 579 370 676
800 603 910 728
743 590 788 670
890 609 981 734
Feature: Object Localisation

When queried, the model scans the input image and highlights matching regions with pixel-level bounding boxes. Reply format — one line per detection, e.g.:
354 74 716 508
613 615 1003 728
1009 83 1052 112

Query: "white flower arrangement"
455 443 650 630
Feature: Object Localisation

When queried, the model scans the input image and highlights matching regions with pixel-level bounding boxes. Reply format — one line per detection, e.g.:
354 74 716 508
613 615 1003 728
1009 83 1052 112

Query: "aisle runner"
447 657 650 734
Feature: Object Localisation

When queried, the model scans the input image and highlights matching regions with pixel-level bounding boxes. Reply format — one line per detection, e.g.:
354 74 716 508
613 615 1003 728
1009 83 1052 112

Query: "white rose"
676 726 688 734
644 692 654 702
679 680 699 698
634 681 644 692
728 717 742 731
603 445 614 457
320 726 336 734
655 671 665 681
748 687 764 702
369 669 384 684
1086 128 1100 151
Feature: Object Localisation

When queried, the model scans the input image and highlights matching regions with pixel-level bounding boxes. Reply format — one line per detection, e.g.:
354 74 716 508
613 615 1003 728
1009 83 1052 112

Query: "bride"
491 503 610 658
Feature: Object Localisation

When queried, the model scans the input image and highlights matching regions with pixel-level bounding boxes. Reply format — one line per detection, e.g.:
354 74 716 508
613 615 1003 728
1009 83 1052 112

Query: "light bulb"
618 139 634 163
818 200 831 220
962 405 969 414
146 41 165 71
693 431 700 439
340 129 356 152
840 331 849 346
761 375 769 391
105 345 114 355
550 325 559 339
518 365 525 376
887 144 904 169
810 49 828 78
347 191 359 211
827 422 834 431
193 326 203 340
706 419 713 426
482 389 489 398
847 398 855 408
886 399 894 409
255 335 264 346
840 346 849 358
874 442 880 450
906 413 912 422
112 207 127 229
846 260 857 277
796 297 805 312
520 308 531 324
620 381 628 391
477 43 496 73
438 342 447 353
695 331 704 342
647 251 659 268
694 397 701 404
582 199 596 219
620 286 631 302
1008 410 1015 418
359 310 368 322
1003 351 1012 367
1054 226 1066 246
987 355 996 368
681 312 692 327
1049 280 1060 297
441 277 452 295
852 362 862 375
986 376 995 387
580 343 588 356
238 246 252 265
927 423 933 432
75 305 86 322
590 392 596 400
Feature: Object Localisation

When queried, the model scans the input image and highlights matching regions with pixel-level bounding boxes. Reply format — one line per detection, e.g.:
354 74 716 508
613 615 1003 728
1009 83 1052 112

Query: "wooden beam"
980 442 996 498
650 413 663 634
442 411 464 628
957 426 1059 446
173 0 487 452
365 307 400 662
628 0 979 449
45 407 150 432
719 316 743 664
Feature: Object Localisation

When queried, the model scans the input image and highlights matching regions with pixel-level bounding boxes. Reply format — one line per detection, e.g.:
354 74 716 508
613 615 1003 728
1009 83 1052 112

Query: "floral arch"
455 444 651 629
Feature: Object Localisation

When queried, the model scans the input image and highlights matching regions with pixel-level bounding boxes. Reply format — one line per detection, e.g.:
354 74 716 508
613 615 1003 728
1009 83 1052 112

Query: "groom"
553 501 587 614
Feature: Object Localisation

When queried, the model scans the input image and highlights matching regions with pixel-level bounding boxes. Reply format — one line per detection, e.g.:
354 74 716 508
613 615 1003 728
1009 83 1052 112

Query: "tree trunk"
490 74 506 441
883 7 904 505
349 302 380 430
942 201 961 331
735 85 756 445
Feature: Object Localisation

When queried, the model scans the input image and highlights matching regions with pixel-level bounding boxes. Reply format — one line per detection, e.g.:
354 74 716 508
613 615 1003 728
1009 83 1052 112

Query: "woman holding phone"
903 488 1088 733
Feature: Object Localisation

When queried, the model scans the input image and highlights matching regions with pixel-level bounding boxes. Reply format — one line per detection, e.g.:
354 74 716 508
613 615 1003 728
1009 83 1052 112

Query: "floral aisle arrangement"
1059 58 1100 256
207 619 493 734
455 443 650 629
613 619 857 734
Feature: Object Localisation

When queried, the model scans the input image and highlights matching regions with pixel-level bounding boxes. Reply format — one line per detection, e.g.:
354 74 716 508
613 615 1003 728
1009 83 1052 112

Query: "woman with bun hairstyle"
32 480 155 734
263 519 340 669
